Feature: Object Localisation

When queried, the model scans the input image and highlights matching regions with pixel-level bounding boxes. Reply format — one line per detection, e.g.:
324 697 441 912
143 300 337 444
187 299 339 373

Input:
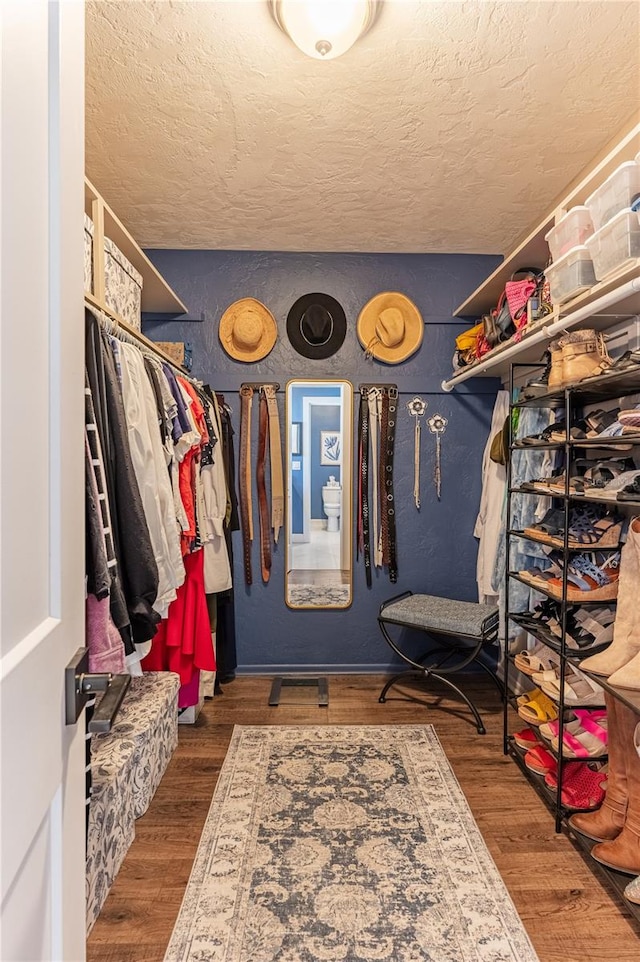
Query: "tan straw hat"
219 298 277 363
357 292 423 364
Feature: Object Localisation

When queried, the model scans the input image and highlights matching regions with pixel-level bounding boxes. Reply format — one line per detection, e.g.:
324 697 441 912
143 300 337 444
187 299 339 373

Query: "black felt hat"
286 293 347 360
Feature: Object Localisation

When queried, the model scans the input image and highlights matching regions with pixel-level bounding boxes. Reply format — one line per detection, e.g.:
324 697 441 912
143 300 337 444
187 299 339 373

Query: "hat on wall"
219 297 277 363
357 292 423 364
286 293 347 360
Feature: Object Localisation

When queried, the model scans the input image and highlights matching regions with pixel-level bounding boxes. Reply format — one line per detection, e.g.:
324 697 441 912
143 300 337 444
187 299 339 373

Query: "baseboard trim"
236 664 397 676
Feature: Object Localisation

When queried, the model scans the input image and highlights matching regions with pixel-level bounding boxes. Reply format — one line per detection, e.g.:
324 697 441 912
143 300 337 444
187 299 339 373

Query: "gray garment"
493 404 560 623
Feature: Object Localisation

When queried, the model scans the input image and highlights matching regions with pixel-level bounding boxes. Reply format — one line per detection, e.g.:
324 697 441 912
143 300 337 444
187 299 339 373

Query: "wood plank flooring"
87 675 640 961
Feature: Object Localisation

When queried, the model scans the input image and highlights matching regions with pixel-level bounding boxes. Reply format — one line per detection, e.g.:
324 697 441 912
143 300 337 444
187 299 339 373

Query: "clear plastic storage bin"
584 207 640 280
545 206 594 261
545 245 596 304
585 161 640 231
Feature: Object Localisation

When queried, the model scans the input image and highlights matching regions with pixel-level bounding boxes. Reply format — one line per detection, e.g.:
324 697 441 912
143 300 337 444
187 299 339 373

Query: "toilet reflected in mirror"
322 476 341 532
285 380 353 609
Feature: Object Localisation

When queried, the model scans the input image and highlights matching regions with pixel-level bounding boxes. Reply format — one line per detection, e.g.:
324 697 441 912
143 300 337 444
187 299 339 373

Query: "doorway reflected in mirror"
285 380 353 609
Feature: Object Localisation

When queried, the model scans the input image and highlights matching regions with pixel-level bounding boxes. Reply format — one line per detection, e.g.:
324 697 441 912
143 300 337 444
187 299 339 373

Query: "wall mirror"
285 379 353 609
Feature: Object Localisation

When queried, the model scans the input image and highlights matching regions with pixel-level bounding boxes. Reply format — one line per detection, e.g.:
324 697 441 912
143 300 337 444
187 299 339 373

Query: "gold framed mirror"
285 379 353 609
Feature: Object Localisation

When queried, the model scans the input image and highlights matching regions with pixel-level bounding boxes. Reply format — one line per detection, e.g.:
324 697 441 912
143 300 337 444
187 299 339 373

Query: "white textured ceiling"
86 0 640 254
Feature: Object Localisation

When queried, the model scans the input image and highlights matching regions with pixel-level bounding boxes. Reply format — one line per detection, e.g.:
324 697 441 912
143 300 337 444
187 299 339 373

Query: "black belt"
382 388 398 583
358 386 397 586
358 390 372 587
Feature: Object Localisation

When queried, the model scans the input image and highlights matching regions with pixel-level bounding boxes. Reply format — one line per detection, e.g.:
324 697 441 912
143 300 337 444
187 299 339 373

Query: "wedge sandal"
514 642 559 677
524 745 557 775
544 551 621 602
551 714 608 759
536 667 606 706
517 687 558 726
548 512 624 550
513 727 543 750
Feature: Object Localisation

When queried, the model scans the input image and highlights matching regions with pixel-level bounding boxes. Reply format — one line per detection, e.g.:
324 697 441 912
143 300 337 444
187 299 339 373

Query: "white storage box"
585 160 640 231
104 236 143 330
545 206 594 261
545 244 596 304
84 214 94 294
585 207 640 280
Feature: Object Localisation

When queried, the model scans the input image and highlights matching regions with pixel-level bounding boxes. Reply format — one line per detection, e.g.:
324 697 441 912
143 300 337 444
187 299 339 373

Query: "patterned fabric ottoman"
93 671 180 818
86 733 137 932
86 671 180 932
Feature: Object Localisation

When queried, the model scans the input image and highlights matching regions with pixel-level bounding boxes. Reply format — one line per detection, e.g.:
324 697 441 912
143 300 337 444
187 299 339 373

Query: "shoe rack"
503 360 640 922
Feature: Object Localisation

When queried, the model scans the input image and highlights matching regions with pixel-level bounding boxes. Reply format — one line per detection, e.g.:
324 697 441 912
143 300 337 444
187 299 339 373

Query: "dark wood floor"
87 675 640 961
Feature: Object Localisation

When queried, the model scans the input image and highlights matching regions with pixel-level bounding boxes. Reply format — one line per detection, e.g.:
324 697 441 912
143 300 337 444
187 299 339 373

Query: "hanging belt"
257 391 272 583
239 385 254 585
382 387 398 583
368 388 382 568
379 390 390 564
263 384 284 544
358 390 372 587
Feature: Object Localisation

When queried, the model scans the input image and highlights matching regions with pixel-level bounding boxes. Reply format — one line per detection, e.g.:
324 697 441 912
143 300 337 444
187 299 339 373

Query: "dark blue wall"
311 405 341 519
291 384 342 529
144 250 501 673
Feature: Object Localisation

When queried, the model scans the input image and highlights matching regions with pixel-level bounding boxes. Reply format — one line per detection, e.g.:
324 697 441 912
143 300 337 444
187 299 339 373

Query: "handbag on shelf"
455 322 484 366
483 268 546 349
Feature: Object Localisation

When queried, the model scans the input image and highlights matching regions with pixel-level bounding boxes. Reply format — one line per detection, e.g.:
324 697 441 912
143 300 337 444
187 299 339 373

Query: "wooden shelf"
85 178 187 317
84 293 191 374
443 270 640 388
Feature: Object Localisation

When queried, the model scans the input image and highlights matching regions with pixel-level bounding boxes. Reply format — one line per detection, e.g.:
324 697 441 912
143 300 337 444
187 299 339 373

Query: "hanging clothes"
200 392 232 594
114 339 186 623
210 391 239 684
85 309 160 665
474 390 509 604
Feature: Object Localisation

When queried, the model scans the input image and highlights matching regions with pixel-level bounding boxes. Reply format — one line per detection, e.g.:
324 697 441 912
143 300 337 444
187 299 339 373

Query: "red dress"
142 549 215 707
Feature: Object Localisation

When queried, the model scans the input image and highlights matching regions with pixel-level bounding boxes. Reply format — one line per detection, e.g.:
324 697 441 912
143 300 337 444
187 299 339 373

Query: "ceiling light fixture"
269 1 382 60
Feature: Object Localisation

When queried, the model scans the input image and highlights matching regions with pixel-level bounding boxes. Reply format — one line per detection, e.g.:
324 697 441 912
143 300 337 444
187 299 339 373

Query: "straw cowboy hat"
357 292 423 364
286 292 347 360
219 298 277 363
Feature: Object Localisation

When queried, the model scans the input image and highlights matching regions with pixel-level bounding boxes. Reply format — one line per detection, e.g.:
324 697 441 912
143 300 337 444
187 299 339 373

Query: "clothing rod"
85 297 198 385
240 382 281 391
358 383 398 391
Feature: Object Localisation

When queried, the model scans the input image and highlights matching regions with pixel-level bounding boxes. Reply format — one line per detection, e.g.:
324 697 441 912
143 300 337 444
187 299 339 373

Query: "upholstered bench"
377 591 501 733
86 670 180 932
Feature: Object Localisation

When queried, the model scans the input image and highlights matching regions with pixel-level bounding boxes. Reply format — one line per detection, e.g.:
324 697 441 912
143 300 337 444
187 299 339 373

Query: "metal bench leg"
377 618 491 734
378 668 486 735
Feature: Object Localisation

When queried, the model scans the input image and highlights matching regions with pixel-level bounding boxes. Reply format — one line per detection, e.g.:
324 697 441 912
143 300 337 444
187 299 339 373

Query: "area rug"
164 725 539 962
287 584 350 607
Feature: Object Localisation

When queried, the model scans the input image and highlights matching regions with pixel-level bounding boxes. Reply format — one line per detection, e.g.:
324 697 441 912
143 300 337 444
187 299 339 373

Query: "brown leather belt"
239 385 254 585
263 384 283 544
257 391 271 583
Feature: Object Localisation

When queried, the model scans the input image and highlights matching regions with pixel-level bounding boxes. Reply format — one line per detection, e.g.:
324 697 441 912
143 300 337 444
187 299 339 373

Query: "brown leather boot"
591 702 640 874
569 694 627 841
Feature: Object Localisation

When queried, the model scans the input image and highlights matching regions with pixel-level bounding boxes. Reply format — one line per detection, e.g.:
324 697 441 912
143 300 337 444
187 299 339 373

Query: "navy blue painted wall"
144 250 501 673
291 384 342 529
311 405 341 519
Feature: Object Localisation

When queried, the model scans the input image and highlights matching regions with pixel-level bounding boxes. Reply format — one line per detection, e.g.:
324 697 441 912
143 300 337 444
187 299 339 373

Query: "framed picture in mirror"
320 431 341 465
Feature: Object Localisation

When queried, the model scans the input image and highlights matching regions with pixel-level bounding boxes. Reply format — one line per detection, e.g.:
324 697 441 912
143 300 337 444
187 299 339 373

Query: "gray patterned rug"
287 584 350 607
164 726 539 962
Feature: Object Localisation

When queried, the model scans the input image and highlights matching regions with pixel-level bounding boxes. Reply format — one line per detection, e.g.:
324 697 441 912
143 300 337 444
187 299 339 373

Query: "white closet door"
0 3 85 960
